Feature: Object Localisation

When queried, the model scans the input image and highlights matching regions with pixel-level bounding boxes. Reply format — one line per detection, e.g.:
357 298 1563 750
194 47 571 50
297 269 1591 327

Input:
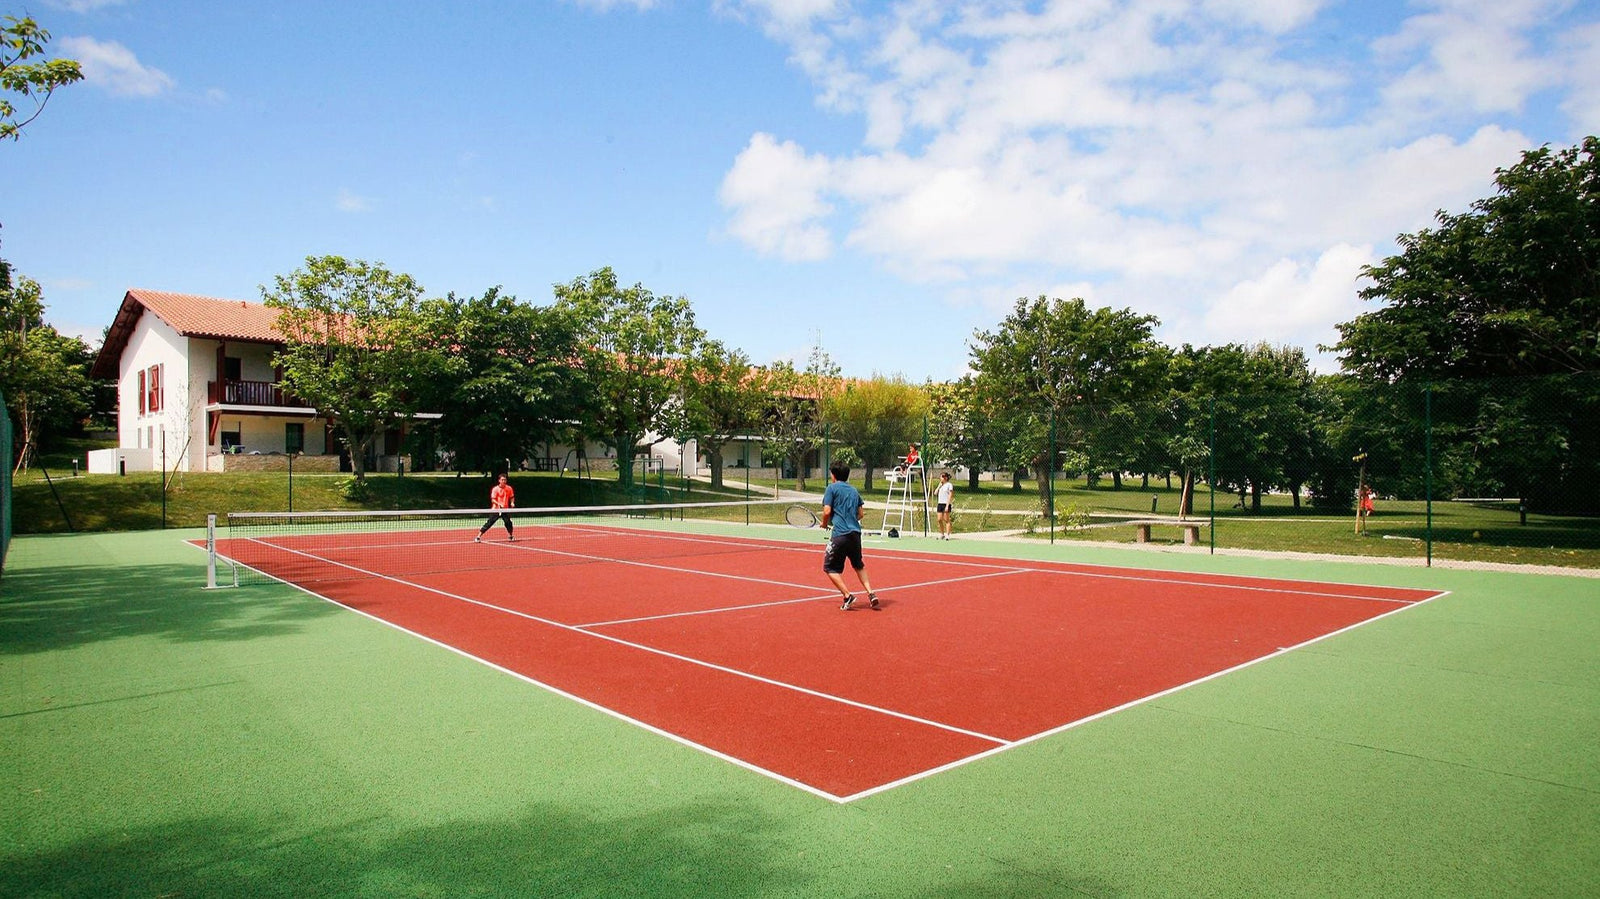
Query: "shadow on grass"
0 560 336 656
1 802 809 898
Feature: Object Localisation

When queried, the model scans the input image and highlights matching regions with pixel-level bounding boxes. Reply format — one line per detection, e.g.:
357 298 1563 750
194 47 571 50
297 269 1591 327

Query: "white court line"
833 587 1454 803
243 538 1013 753
221 535 1448 803
485 538 824 592
266 522 1435 607
533 523 1442 605
578 568 1028 628
218 544 843 802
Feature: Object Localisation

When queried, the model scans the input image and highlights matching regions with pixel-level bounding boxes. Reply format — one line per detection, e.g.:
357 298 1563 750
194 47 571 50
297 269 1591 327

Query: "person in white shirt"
935 471 954 540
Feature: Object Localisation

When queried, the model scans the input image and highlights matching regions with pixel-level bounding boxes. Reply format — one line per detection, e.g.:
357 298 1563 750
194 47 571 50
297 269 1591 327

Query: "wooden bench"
1130 519 1203 545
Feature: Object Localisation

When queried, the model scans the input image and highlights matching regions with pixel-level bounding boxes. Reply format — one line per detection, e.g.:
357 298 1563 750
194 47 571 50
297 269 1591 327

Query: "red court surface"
216 523 1446 801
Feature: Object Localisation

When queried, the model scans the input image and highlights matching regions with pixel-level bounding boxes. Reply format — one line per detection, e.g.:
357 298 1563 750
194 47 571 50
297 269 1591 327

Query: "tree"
1333 137 1599 380
821 375 929 491
1 262 91 471
925 376 1006 492
759 345 839 493
1169 343 1317 513
1332 137 1600 513
417 287 588 475
678 339 763 490
264 256 439 481
969 296 1165 500
554 268 704 489
1 15 82 142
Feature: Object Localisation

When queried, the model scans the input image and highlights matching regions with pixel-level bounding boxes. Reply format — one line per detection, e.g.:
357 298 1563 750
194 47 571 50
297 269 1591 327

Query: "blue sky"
6 0 1597 381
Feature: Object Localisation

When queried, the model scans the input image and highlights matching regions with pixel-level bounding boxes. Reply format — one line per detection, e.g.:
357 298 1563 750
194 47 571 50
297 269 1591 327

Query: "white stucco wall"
118 314 201 472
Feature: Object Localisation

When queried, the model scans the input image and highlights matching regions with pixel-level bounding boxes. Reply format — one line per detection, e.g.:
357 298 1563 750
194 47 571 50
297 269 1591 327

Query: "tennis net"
210 498 798 587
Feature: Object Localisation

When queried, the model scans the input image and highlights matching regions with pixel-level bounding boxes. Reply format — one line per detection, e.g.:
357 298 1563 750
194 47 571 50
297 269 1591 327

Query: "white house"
88 290 415 474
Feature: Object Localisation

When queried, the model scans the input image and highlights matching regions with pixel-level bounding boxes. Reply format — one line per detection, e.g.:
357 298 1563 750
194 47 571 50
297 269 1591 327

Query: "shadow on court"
0 803 811 898
0 559 338 656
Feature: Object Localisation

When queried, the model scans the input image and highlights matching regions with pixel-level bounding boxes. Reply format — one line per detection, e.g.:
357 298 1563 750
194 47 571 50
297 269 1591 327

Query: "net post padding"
205 512 239 588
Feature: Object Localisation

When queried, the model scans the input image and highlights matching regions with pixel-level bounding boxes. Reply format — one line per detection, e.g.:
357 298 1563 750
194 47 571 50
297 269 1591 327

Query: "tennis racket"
785 504 819 528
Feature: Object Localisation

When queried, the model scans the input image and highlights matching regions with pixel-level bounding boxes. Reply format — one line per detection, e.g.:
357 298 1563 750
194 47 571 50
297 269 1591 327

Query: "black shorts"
822 531 864 574
936 503 950 513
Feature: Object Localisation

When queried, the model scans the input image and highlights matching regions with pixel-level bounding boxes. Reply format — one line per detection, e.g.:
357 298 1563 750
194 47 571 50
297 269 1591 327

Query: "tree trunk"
863 465 874 493
1179 469 1194 518
708 450 724 489
1250 480 1262 512
615 434 635 489
344 425 371 480
14 396 35 472
968 468 980 492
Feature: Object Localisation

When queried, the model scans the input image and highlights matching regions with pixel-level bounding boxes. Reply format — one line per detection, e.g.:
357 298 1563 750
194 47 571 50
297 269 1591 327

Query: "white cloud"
1376 0 1564 117
56 36 174 98
715 0 1595 365
565 0 659 12
1204 243 1374 350
335 188 372 213
1557 22 1600 132
45 0 131 12
1201 0 1326 34
719 132 835 261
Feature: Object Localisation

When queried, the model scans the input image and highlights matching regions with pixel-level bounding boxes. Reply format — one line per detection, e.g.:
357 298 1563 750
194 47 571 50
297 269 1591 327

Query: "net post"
206 513 218 589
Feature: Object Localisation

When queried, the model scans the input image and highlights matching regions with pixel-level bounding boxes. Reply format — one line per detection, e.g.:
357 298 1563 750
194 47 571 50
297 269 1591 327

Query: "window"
145 364 163 414
224 356 242 380
221 427 241 451
137 369 146 415
285 422 304 455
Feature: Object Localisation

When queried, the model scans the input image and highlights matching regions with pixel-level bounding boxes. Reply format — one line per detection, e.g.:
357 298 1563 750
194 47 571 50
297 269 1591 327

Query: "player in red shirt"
475 474 516 542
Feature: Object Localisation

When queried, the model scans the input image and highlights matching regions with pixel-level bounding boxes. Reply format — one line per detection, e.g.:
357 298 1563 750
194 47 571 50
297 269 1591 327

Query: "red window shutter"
155 364 164 413
138 369 146 415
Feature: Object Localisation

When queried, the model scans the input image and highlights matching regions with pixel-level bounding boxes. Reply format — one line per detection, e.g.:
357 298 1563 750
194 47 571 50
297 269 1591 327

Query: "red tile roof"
129 289 285 341
91 289 287 379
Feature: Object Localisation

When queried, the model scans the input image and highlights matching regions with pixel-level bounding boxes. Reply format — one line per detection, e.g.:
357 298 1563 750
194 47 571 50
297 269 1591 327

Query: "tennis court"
211 507 1444 801
6 518 1597 896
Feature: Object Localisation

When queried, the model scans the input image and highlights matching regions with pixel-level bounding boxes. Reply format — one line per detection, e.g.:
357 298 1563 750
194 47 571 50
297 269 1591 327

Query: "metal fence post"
1208 396 1216 554
1425 384 1433 567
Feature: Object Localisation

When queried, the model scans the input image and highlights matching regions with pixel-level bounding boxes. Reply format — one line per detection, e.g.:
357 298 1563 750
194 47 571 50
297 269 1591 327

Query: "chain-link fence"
806 373 1599 570
1 387 12 575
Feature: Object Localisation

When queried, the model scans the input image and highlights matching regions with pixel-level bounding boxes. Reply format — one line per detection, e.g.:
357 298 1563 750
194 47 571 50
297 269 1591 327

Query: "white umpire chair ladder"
878 452 931 537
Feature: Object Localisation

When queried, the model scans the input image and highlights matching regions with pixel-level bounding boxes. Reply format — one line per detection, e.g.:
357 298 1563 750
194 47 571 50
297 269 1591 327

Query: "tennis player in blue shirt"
820 462 880 610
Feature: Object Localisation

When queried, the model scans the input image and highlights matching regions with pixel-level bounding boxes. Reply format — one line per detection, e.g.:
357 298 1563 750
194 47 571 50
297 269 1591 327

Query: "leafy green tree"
969 296 1165 500
1 15 82 142
1 263 90 470
554 268 704 489
925 376 1008 491
418 287 588 475
821 375 929 491
1169 343 1318 513
1332 137 1600 513
1333 137 1599 379
677 339 764 489
759 346 839 493
264 256 440 481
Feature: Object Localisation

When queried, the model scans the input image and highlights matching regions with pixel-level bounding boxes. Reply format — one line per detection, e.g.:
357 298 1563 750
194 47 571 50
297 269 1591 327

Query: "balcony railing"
207 379 310 408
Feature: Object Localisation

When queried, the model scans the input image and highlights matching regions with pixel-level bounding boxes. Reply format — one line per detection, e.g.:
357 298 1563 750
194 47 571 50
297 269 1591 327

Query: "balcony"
207 379 311 408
